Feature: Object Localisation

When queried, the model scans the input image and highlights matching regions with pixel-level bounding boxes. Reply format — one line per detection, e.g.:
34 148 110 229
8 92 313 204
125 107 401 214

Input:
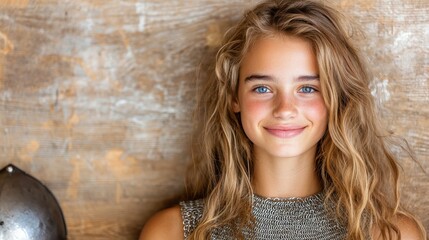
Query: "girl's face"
234 35 328 162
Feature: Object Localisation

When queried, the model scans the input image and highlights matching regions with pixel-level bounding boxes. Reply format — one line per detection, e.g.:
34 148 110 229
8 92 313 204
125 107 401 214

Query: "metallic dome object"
0 164 67 240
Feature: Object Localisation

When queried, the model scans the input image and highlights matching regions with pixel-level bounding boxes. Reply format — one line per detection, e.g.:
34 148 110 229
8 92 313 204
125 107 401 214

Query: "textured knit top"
179 192 348 239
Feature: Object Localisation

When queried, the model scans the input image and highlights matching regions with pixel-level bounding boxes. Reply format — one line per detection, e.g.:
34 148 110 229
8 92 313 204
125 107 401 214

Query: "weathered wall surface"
0 0 427 239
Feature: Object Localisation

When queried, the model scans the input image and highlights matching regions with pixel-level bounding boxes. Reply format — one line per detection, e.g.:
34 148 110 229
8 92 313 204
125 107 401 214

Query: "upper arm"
139 205 184 240
371 214 425 240
395 215 425 240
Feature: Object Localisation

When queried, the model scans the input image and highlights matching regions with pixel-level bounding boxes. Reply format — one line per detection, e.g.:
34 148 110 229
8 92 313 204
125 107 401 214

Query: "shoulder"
372 214 425 240
394 215 425 240
139 205 183 240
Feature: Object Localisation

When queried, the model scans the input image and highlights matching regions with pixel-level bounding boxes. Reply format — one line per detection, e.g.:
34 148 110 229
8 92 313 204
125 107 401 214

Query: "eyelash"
298 86 317 93
252 85 271 94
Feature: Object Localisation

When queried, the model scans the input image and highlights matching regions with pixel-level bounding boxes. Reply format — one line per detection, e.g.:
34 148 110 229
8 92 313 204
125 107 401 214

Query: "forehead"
239 34 318 78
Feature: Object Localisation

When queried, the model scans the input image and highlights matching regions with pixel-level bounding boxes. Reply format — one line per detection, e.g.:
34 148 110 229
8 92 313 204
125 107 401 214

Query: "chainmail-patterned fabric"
179 192 348 239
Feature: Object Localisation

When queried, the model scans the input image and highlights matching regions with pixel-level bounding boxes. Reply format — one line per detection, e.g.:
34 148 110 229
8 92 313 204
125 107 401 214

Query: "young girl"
140 0 426 239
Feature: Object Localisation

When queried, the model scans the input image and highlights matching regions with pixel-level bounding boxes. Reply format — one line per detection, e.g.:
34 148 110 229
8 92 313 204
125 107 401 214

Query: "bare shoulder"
139 205 183 240
395 215 425 240
372 214 425 240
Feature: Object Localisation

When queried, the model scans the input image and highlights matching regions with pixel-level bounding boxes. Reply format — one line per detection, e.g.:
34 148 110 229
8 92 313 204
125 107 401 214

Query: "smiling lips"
264 126 306 138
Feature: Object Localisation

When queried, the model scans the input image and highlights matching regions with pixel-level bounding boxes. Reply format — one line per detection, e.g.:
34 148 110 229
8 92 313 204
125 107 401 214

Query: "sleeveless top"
179 192 349 239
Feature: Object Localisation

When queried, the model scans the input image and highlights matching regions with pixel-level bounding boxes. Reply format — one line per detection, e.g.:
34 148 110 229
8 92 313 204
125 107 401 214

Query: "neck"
251 149 322 198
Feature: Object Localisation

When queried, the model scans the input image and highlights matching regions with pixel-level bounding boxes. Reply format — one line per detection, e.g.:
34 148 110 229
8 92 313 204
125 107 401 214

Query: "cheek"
241 99 269 120
239 98 269 141
302 98 328 125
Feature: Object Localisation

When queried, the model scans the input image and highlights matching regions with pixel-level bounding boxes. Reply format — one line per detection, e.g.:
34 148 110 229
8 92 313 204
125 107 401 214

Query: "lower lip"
265 127 305 138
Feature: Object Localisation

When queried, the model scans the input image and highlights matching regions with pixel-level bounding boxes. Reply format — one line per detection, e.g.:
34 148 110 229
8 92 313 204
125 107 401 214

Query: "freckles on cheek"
303 99 328 120
242 99 267 116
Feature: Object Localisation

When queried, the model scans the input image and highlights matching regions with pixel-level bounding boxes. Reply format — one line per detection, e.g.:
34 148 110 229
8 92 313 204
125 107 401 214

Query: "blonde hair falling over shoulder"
185 0 427 239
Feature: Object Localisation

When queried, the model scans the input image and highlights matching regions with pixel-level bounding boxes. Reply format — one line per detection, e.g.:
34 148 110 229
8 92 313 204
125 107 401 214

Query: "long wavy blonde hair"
185 0 426 239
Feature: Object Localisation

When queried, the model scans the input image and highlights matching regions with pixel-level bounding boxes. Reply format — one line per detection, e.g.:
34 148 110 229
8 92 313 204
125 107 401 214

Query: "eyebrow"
244 74 319 82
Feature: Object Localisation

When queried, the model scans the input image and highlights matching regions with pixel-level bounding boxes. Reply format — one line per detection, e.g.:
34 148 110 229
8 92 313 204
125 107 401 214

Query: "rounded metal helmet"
0 164 67 240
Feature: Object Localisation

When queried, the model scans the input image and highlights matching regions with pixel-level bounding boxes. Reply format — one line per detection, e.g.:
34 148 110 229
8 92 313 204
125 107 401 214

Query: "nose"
272 91 297 119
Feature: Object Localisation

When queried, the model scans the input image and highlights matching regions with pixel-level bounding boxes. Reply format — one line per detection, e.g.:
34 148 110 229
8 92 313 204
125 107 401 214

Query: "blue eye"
300 86 316 93
254 86 270 93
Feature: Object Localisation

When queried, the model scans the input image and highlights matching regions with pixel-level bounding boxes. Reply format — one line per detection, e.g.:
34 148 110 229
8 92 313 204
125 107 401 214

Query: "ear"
232 99 240 113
